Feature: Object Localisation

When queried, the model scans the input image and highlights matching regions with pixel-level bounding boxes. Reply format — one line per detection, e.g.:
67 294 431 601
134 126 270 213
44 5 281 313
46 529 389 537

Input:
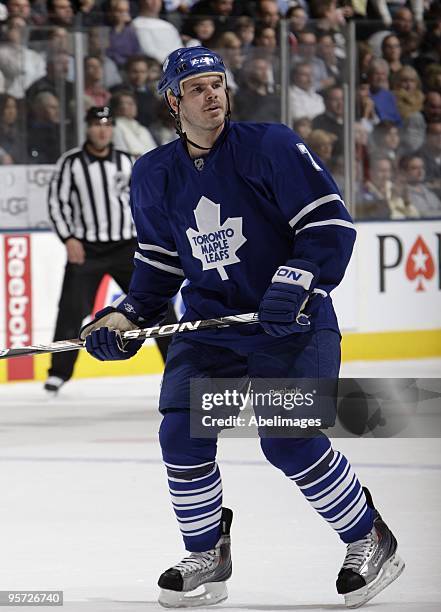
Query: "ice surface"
0 360 440 611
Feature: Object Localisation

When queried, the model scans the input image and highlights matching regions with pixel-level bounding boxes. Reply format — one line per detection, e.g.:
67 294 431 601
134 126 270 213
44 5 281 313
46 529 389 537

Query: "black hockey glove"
259 259 321 337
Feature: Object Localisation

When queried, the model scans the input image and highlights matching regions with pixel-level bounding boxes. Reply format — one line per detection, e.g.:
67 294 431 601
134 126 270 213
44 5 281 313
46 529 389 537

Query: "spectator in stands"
369 120 402 168
289 61 325 122
0 16 46 99
234 16 255 53
307 128 335 166
367 58 402 125
368 6 415 58
106 0 143 69
414 21 441 77
391 65 425 152
30 0 48 26
292 30 329 93
425 63 441 95
212 31 244 94
316 32 343 88
399 90 441 156
416 121 441 198
309 0 347 59
356 81 378 134
354 120 370 190
27 90 62 163
381 34 406 83
293 116 312 140
251 23 278 89
253 24 277 52
46 25 71 55
255 0 280 30
190 0 239 37
357 155 418 220
26 50 74 110
112 54 159 128
111 89 157 156
74 0 105 27
400 30 422 66
149 99 177 145
0 93 26 163
182 16 216 47
287 5 308 40
46 0 74 28
357 41 374 84
400 154 441 217
423 91 441 123
234 55 279 122
133 0 182 63
84 55 111 107
87 26 122 89
312 84 343 154
6 0 32 24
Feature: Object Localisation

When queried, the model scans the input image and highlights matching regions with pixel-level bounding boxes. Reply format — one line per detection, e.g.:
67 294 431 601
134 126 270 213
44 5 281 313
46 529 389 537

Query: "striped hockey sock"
289 447 374 543
165 460 223 552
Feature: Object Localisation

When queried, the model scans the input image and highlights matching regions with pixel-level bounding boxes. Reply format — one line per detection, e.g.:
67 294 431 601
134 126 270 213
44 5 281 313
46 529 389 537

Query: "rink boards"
0 220 440 382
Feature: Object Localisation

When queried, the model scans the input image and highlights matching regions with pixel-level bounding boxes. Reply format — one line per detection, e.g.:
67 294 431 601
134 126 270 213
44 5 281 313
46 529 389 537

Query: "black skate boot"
336 487 405 608
158 507 233 608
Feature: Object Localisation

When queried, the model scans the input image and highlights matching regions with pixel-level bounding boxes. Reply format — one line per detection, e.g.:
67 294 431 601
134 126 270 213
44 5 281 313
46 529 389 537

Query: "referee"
45 106 175 394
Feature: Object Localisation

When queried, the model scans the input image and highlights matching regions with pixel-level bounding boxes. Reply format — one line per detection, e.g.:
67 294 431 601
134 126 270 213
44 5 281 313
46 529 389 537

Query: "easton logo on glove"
272 266 315 290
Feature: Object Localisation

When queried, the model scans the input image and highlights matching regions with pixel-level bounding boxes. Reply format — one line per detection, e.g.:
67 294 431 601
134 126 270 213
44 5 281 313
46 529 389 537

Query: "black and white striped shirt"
48 145 136 242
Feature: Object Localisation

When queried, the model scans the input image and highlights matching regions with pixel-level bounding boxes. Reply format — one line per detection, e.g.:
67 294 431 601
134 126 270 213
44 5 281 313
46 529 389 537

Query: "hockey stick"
0 313 259 360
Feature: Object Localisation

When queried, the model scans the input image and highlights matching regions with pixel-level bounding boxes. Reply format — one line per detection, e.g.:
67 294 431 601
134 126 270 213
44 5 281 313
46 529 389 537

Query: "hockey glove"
259 259 320 337
79 298 144 361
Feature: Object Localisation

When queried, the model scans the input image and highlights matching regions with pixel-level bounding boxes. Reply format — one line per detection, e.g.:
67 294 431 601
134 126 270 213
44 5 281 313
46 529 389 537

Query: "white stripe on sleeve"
134 251 184 276
289 194 344 228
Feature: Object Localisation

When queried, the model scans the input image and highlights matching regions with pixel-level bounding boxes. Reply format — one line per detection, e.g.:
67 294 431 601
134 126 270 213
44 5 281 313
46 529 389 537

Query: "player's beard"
181 106 226 135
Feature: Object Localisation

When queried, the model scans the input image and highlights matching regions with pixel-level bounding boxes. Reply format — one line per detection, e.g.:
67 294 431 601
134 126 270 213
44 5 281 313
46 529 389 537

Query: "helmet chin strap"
171 93 232 152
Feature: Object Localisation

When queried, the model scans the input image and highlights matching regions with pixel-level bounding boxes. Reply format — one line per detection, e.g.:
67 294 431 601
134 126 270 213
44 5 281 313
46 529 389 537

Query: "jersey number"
296 143 323 171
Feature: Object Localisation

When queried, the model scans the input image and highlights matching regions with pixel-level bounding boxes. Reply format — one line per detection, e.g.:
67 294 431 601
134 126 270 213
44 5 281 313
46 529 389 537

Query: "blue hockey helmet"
157 47 227 99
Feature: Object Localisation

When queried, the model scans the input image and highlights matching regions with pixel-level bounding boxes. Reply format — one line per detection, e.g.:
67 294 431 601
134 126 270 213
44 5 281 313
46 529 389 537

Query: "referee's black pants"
48 239 176 381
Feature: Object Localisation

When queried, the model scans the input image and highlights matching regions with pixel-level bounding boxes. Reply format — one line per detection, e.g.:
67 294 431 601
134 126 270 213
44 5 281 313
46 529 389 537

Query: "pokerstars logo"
378 233 441 292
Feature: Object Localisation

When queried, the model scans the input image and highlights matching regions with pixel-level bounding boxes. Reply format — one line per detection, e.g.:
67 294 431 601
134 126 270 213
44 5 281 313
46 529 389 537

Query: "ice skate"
158 507 233 608
336 487 405 608
43 376 65 396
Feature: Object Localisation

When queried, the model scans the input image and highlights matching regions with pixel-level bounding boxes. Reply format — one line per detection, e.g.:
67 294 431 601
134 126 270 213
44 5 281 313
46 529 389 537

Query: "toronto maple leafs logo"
186 196 246 280
123 303 136 314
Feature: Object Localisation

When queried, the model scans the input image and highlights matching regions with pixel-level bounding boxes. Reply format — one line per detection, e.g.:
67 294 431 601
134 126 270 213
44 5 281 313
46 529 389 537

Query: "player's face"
176 75 227 133
87 120 113 150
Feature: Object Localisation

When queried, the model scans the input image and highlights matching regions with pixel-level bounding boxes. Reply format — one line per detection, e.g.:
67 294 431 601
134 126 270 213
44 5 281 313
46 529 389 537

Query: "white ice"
0 359 440 611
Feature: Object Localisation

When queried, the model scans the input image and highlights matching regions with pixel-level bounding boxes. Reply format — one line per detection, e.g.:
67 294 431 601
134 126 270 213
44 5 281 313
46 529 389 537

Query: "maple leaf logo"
186 196 247 280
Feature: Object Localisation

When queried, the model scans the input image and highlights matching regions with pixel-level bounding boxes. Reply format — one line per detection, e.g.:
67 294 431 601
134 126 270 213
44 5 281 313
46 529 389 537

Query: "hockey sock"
164 460 223 552
288 445 374 543
261 437 374 543
159 411 222 552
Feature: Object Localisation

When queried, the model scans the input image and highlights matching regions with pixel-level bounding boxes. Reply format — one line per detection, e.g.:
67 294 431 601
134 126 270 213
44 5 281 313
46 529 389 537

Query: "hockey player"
80 47 404 608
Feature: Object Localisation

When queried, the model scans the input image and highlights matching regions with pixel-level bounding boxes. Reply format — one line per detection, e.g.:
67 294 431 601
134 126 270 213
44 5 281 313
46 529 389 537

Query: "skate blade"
158 582 228 608
344 552 405 608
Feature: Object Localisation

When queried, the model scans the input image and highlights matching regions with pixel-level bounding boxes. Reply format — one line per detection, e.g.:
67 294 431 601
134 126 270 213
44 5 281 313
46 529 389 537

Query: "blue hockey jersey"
127 121 356 350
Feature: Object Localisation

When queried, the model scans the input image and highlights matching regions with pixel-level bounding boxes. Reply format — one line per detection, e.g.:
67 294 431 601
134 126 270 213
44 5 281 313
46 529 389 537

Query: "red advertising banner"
4 235 33 380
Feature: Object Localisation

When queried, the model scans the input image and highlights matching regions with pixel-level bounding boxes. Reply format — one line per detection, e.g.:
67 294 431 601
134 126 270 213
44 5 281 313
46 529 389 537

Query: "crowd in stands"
0 0 439 219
